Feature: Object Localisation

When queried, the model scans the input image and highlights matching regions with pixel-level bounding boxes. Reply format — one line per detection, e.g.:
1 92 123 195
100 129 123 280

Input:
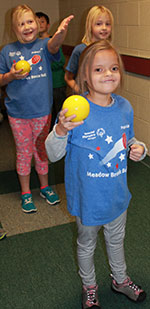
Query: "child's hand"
55 108 83 136
48 15 74 54
129 144 144 161
56 15 74 35
12 63 29 79
0 63 29 86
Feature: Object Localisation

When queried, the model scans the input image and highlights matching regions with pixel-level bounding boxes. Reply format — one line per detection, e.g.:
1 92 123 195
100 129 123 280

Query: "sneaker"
0 229 7 240
21 193 37 213
82 285 101 308
111 275 146 302
40 186 60 205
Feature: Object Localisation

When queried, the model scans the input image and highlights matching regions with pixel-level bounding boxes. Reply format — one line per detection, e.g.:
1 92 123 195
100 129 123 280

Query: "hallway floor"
0 117 75 237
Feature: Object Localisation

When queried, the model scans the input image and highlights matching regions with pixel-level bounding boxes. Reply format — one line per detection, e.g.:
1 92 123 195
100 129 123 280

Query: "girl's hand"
55 108 83 136
12 63 29 80
48 15 74 54
129 144 144 161
56 15 74 35
0 63 29 86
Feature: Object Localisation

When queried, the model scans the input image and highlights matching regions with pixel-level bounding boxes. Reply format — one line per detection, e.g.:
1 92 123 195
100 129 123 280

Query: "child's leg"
104 211 146 302
76 217 101 308
8 116 37 212
18 174 30 192
32 115 60 205
103 210 127 284
32 115 51 178
8 116 33 180
76 216 101 286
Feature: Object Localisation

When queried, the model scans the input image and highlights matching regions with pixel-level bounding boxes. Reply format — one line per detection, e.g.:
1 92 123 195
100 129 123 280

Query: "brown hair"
76 40 123 94
82 6 114 45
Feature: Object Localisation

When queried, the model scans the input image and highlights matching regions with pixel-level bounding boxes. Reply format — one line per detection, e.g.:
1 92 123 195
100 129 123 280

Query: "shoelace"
127 279 141 292
24 197 32 205
87 288 97 305
46 190 55 196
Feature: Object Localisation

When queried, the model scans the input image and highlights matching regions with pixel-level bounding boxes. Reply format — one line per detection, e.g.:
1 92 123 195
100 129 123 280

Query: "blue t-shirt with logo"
65 93 134 226
0 38 60 118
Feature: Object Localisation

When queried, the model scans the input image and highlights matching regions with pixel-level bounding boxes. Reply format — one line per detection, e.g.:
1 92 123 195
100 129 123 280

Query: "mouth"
103 79 114 83
23 30 33 36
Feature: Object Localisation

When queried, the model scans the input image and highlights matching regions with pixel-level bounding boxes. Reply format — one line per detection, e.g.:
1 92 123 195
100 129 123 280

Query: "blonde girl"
65 5 114 93
0 4 73 212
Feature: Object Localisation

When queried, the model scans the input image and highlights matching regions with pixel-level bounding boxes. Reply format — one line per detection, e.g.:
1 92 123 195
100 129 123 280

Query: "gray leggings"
76 210 127 286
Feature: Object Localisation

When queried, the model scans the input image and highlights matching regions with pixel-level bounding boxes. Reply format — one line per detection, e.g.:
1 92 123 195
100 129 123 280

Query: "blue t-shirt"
65 93 134 226
0 38 60 118
65 43 86 76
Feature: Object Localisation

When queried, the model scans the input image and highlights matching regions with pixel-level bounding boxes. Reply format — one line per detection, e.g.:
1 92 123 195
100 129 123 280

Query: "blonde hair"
82 6 114 45
11 4 39 30
76 40 123 94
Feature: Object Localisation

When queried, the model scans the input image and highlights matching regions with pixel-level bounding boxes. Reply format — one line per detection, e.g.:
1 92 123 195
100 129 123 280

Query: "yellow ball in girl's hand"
62 95 90 122
15 60 31 74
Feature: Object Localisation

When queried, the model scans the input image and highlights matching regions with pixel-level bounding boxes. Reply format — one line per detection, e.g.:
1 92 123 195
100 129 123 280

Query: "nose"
24 23 30 30
102 23 107 30
105 69 112 76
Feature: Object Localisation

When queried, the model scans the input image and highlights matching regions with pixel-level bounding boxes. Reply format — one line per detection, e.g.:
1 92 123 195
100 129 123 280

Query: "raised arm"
47 15 74 54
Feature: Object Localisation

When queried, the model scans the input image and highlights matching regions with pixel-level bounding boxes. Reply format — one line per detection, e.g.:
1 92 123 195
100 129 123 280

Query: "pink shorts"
8 115 51 176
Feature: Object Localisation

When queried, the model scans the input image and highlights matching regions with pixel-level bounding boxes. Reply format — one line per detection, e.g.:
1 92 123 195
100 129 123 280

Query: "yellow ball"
15 60 31 74
62 95 90 122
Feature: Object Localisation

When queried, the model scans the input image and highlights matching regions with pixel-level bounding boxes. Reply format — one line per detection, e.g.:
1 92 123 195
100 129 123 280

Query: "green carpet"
0 220 149 309
0 158 150 308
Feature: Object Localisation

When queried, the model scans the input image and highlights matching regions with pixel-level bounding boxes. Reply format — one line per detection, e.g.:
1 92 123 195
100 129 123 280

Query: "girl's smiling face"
91 12 112 41
14 11 38 43
86 49 121 100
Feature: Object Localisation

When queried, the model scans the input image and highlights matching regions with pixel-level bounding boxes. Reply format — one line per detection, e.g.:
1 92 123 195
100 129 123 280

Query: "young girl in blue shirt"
0 5 73 213
45 40 147 308
65 5 114 94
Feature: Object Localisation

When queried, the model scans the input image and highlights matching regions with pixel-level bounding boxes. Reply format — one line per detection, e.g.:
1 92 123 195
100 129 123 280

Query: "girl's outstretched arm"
47 15 74 54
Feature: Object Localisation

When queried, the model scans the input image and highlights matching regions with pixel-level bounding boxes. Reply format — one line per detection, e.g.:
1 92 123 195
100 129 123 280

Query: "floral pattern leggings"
8 114 51 176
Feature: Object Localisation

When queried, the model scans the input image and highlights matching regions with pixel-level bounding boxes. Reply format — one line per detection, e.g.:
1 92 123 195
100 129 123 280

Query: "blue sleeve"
65 44 85 76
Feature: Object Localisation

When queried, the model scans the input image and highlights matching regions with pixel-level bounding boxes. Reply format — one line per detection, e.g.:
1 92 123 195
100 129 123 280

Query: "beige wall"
59 0 150 155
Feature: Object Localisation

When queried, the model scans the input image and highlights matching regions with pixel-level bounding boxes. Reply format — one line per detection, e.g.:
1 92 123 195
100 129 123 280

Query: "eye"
95 67 103 72
111 66 119 72
96 22 103 26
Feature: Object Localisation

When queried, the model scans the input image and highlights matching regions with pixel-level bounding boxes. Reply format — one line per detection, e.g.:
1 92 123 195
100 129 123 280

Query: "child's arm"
64 71 79 93
128 137 147 161
45 108 83 162
47 15 74 54
45 124 68 162
0 63 29 87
